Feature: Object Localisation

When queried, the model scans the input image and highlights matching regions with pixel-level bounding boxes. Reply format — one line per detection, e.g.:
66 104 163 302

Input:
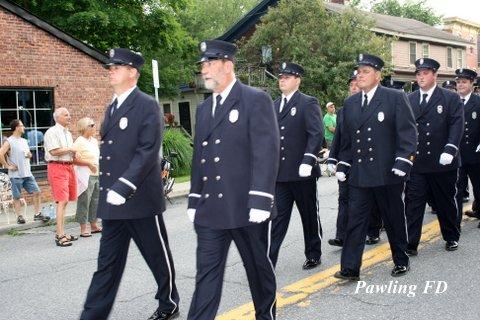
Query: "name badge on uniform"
291 107 297 116
437 105 443 114
377 112 385 122
119 117 128 130
229 109 239 123
473 112 477 120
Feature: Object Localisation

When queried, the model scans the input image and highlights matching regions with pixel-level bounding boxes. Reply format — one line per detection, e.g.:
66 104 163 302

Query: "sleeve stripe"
338 161 351 167
395 157 413 166
445 144 458 151
304 153 318 160
119 177 137 190
189 193 201 198
249 190 274 200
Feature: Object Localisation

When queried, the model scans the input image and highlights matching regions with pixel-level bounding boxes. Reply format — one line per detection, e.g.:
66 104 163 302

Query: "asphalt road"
0 176 479 320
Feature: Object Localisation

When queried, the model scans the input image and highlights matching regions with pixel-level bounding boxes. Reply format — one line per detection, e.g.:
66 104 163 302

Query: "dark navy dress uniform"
405 58 464 253
455 68 480 221
335 54 417 278
187 40 279 320
81 49 179 320
328 103 382 245
269 62 324 268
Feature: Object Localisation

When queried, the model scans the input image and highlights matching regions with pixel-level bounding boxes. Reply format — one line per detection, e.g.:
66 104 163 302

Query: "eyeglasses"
88 124 95 128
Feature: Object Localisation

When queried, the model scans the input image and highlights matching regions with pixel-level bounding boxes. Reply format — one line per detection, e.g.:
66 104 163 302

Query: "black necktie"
280 97 288 113
213 95 222 118
461 98 466 105
420 93 428 112
362 94 368 111
110 98 118 117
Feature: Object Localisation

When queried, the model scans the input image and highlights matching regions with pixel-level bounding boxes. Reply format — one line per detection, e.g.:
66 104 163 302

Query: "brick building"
0 0 111 202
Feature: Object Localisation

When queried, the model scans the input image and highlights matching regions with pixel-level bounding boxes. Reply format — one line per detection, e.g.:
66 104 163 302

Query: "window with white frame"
0 89 54 169
422 43 429 58
447 47 453 68
409 42 417 64
456 48 463 68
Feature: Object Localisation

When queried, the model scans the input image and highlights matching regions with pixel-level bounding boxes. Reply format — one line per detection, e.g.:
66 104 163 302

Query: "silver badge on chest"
291 107 297 116
377 111 385 122
119 117 128 130
472 112 477 120
437 105 443 114
229 109 239 123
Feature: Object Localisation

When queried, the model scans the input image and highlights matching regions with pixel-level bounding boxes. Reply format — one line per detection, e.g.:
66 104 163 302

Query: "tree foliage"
240 0 392 107
13 0 197 96
370 0 442 26
179 0 260 41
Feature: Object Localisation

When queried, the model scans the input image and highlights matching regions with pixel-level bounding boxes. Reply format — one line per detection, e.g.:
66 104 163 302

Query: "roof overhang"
372 27 470 47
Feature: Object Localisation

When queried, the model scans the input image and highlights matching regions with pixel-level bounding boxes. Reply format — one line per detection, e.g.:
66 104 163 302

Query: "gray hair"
53 107 69 122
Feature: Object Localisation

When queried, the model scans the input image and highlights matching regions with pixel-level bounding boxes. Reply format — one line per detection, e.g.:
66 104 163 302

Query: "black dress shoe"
365 236 380 245
445 241 458 251
465 210 480 219
148 308 179 320
302 258 321 270
334 270 360 281
391 265 410 277
328 238 343 247
406 249 418 256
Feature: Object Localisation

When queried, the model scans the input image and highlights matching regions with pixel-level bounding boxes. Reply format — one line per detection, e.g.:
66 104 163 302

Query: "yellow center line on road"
216 205 472 320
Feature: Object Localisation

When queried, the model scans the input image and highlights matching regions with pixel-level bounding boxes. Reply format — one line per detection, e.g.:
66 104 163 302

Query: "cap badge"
359 54 363 61
109 49 115 58
200 42 207 52
282 62 286 69
419 58 424 65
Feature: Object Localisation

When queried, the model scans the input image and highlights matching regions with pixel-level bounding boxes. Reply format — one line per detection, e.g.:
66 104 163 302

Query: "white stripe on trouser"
454 169 459 220
267 221 276 320
401 183 409 244
315 182 322 241
154 215 177 312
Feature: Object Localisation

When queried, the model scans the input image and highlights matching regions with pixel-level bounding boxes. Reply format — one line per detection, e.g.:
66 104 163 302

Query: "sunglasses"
88 123 95 128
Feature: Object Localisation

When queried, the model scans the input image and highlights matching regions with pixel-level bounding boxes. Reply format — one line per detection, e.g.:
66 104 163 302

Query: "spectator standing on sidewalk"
44 107 78 247
0 119 48 224
73 117 102 237
324 102 337 148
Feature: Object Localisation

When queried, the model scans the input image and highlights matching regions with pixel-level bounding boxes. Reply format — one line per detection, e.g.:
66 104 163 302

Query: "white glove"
476 144 480 153
248 208 271 223
392 168 406 177
335 171 346 182
298 164 313 177
439 153 454 165
187 208 196 223
106 190 126 205
327 163 337 173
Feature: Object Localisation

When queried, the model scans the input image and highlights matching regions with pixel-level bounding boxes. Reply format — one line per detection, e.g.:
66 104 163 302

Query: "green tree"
239 0 392 107
13 0 197 96
370 0 442 26
179 0 260 41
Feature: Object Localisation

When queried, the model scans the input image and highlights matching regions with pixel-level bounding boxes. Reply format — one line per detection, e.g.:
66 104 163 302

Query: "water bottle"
48 203 56 220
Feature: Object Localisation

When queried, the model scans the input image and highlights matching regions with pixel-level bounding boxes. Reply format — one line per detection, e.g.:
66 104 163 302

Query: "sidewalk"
0 180 190 235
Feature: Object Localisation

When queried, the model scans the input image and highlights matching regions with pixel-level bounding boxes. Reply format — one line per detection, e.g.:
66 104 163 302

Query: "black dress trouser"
340 183 409 275
81 216 179 320
406 170 460 250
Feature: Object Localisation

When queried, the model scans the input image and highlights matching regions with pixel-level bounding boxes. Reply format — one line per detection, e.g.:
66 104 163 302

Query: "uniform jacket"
273 91 323 182
460 93 480 165
188 80 280 229
337 85 417 188
97 87 165 220
408 86 464 173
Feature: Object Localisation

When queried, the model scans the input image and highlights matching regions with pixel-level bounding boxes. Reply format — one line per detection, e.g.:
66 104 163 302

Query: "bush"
162 127 193 177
